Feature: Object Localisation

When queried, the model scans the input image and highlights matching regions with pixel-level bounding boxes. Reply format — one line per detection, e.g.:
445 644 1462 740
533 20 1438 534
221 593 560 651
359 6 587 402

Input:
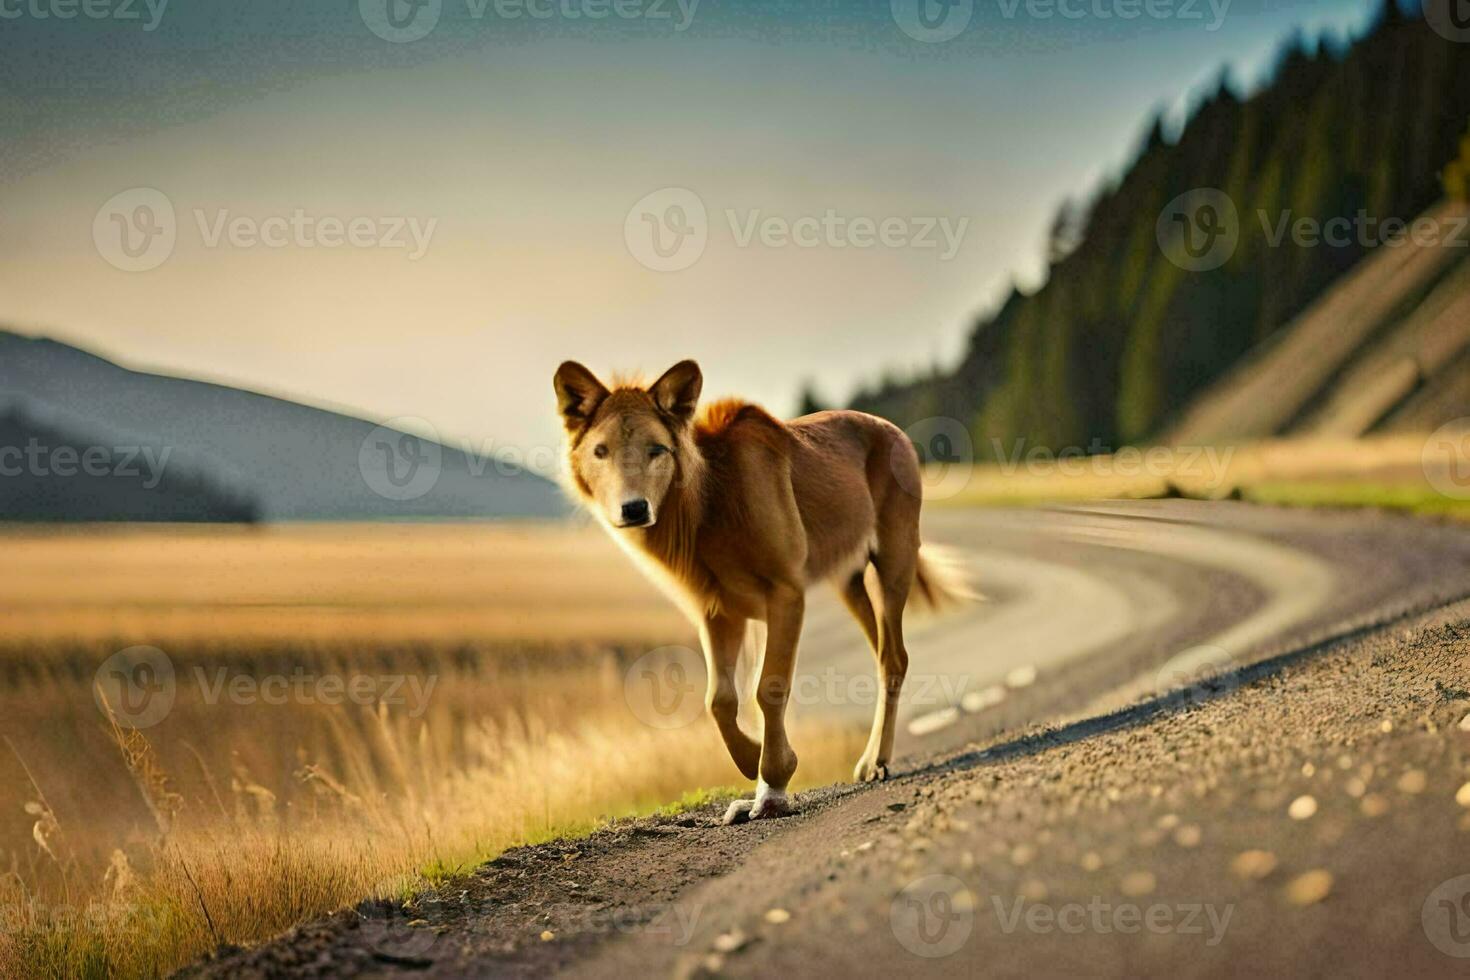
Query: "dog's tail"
911 544 981 612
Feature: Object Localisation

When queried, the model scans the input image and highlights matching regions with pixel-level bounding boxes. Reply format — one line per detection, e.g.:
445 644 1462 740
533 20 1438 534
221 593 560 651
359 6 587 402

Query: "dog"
553 359 972 823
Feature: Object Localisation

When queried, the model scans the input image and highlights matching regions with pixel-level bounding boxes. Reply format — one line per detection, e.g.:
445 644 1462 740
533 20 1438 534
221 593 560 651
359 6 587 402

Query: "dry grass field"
0 522 863 979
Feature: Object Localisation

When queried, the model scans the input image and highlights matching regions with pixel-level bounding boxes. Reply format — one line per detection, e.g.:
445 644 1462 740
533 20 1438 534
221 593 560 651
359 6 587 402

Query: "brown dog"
554 359 971 822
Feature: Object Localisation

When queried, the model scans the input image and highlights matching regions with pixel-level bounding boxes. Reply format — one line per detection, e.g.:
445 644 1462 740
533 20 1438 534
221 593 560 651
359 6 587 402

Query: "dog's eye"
648 444 668 459
593 444 609 459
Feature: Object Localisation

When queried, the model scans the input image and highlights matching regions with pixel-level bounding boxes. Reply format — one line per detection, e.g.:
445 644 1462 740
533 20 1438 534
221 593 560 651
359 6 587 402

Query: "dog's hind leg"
840 566 890 782
701 612 761 780
853 500 919 782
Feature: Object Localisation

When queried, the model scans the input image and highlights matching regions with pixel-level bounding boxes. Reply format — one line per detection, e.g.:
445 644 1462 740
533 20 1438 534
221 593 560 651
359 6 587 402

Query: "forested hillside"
851 4 1470 457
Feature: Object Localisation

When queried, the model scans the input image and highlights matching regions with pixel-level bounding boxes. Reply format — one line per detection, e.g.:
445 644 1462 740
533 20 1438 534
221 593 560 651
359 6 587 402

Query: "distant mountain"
0 404 261 522
0 330 569 521
851 5 1470 456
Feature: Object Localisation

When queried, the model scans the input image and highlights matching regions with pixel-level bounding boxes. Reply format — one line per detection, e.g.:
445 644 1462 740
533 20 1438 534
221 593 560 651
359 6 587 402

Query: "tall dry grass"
0 524 865 979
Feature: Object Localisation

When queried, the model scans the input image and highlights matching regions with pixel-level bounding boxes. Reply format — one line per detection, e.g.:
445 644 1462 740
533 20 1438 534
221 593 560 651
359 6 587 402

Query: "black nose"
621 499 650 525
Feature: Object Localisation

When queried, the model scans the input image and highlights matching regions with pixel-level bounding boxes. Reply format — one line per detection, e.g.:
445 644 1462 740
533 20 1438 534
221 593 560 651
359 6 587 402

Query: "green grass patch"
1241 480 1470 518
651 785 744 817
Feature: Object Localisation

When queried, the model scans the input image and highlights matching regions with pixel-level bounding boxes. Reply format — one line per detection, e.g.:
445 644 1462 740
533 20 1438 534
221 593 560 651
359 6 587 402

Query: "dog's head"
553 359 702 529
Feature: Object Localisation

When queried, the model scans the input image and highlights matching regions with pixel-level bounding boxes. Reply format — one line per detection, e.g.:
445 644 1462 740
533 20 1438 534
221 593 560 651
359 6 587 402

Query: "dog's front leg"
701 612 761 780
724 584 803 824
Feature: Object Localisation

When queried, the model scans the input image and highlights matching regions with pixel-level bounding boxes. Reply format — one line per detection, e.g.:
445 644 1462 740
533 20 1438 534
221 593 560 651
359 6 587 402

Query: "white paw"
751 780 793 818
854 759 890 783
722 798 755 825
722 782 795 825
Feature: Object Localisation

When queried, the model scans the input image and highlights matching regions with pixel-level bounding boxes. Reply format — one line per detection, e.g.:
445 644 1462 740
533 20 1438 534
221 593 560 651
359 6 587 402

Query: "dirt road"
182 502 1470 978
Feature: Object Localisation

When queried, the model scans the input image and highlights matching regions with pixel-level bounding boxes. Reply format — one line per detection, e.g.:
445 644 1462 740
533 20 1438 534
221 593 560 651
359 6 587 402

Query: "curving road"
184 500 1470 980
798 500 1466 757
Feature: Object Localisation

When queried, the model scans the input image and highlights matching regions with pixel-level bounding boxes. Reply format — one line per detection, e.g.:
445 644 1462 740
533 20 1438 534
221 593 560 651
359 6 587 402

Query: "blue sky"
0 0 1383 457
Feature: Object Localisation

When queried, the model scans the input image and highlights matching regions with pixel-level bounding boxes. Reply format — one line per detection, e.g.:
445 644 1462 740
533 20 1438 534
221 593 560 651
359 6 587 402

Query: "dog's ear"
553 361 610 435
649 359 702 424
